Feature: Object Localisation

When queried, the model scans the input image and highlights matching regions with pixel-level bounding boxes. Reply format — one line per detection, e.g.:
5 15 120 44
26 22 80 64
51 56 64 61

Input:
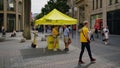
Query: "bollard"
31 31 37 48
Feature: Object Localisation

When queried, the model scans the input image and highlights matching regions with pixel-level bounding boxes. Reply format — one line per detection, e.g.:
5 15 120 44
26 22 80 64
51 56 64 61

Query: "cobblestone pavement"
0 32 120 68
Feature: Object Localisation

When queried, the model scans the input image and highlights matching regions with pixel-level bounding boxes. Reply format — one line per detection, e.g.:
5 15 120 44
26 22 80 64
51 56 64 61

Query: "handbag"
82 30 90 43
68 38 72 44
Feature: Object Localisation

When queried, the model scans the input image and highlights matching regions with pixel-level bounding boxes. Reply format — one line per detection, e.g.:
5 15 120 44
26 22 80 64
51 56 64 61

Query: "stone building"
76 0 90 24
90 0 120 34
67 0 78 19
0 0 24 32
75 0 120 34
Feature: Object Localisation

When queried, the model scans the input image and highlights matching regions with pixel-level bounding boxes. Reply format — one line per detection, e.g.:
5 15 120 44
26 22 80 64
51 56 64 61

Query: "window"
7 14 16 32
18 2 22 13
7 0 16 11
109 0 112 5
100 0 102 8
115 0 118 3
93 0 94 10
96 0 98 9
0 0 3 10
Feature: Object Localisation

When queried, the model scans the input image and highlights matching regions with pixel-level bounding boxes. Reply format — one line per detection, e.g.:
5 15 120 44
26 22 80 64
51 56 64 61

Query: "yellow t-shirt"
52 28 58 36
80 26 89 42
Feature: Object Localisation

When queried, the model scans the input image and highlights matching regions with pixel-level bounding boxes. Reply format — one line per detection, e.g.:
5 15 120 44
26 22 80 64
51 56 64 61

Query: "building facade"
75 0 90 27
0 0 24 32
75 0 120 35
90 0 120 35
67 0 78 19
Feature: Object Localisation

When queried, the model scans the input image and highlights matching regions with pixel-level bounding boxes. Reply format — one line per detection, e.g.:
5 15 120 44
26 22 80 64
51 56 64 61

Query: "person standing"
63 25 70 51
1 26 6 36
78 21 96 64
103 26 109 45
59 26 63 38
52 26 59 51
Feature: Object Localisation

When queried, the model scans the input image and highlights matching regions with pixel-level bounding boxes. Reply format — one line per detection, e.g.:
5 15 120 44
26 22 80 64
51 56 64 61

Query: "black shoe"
91 58 96 62
64 48 69 51
78 60 85 64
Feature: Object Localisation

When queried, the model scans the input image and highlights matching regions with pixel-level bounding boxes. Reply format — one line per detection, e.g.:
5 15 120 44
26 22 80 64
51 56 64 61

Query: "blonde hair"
83 21 88 25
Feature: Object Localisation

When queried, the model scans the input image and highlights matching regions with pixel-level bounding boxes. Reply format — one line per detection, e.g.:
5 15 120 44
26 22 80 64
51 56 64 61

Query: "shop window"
7 14 16 32
0 14 3 32
0 0 3 10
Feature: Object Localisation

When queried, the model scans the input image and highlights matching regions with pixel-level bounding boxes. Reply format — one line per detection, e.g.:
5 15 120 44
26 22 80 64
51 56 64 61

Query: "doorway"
0 14 3 32
107 10 120 35
7 14 16 32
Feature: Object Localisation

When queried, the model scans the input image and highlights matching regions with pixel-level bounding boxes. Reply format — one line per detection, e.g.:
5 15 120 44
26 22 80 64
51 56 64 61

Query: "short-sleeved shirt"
52 28 58 37
80 26 89 42
63 28 70 36
103 28 109 39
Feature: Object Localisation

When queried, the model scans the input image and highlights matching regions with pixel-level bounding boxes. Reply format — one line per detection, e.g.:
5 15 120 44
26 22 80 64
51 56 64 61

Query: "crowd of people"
1 22 110 65
51 25 71 51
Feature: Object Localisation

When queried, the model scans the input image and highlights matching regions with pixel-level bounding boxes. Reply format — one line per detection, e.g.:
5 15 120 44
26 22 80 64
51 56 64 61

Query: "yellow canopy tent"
35 9 77 25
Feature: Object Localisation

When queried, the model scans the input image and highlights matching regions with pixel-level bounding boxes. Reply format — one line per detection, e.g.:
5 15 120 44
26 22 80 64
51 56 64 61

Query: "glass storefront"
90 14 102 29
7 14 16 32
0 0 3 10
107 10 120 35
0 14 3 32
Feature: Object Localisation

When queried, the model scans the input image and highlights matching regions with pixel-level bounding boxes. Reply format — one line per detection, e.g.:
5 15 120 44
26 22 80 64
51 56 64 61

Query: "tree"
35 0 70 20
23 0 31 40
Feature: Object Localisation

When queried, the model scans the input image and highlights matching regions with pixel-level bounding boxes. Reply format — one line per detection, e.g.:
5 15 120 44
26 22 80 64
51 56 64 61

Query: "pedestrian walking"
63 25 71 51
103 26 109 45
78 21 96 64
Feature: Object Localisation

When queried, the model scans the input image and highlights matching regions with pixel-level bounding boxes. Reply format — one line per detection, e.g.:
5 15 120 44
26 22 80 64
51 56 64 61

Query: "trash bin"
47 35 59 50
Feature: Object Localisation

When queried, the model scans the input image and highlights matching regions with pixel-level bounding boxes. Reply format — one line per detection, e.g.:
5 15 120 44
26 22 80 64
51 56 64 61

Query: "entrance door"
0 14 3 32
107 10 120 35
7 19 15 32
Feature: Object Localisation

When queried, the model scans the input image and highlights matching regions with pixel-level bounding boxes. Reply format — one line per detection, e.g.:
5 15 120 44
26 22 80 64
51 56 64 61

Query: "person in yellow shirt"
52 26 59 51
78 21 96 64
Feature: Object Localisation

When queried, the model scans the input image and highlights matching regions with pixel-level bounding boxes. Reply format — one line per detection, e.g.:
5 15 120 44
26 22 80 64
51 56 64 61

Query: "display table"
47 35 59 50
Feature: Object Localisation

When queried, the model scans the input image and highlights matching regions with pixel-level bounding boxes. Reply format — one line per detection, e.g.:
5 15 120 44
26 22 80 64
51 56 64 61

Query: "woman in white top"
103 26 109 45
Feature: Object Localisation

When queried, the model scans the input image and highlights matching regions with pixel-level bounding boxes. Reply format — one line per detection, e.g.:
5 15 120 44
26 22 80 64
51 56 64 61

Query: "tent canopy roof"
35 9 77 25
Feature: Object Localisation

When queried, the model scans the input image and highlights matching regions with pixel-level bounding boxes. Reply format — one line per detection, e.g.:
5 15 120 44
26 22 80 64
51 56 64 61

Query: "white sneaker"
105 42 108 45
53 48 57 51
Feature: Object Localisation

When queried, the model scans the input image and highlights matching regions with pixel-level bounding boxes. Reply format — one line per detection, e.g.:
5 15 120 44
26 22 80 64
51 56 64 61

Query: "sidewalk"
0 33 119 68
